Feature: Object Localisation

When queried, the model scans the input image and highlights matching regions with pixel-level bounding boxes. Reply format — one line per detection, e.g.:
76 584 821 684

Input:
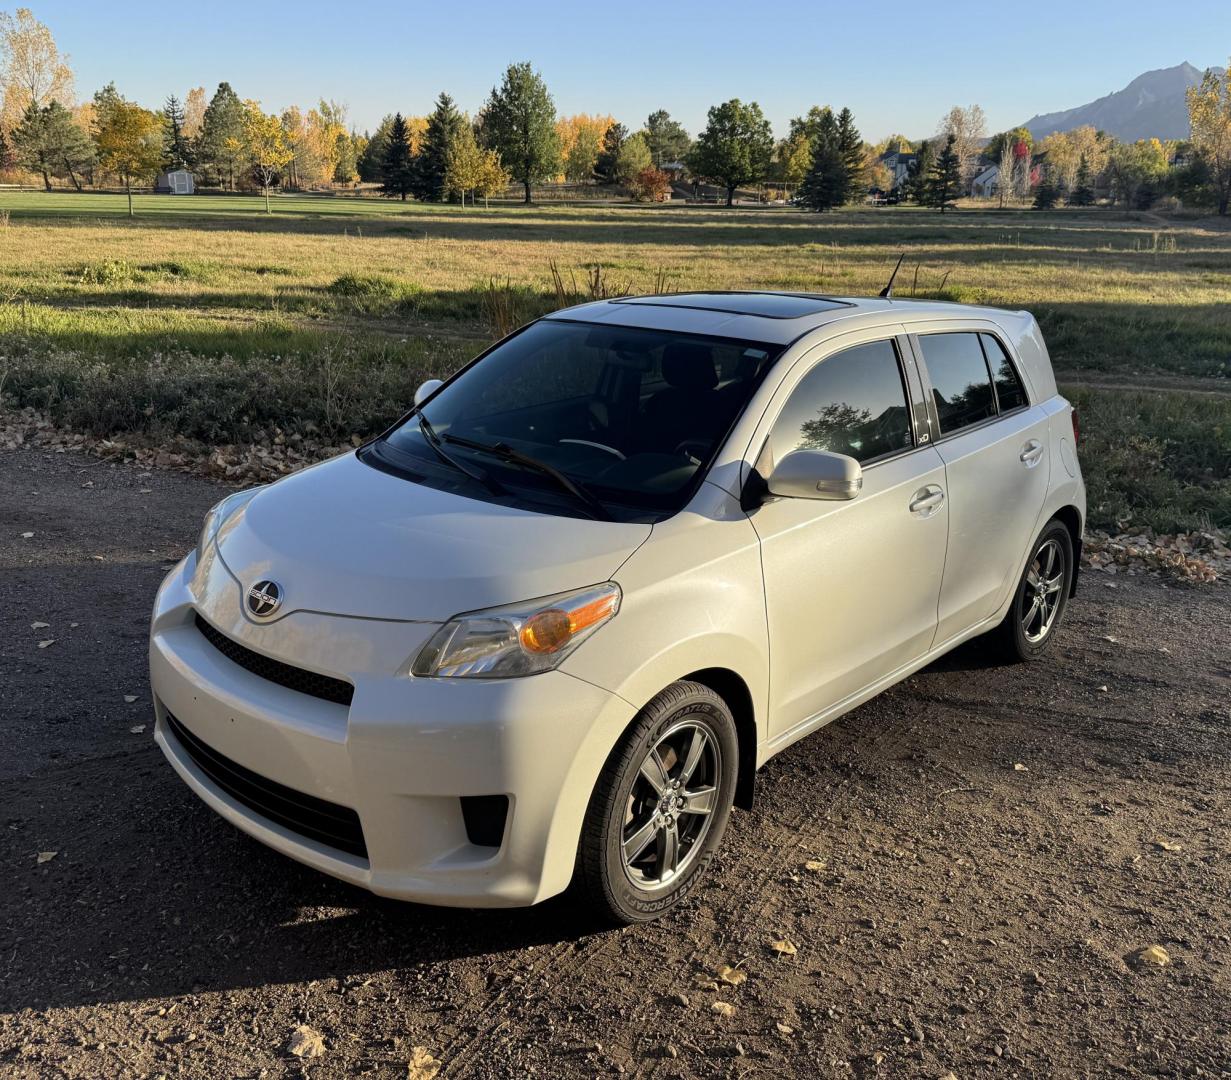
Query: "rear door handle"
909 485 945 517
1019 440 1044 467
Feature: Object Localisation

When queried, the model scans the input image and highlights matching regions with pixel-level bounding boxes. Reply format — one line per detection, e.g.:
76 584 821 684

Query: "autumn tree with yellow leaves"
182 86 206 139
94 94 161 216
444 121 483 204
0 7 74 134
242 100 293 212
1187 61 1231 215
556 113 612 183
1036 125 1109 194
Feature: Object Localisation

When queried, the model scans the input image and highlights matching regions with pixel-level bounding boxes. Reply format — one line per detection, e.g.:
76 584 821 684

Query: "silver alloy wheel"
1022 538 1065 643
621 720 721 893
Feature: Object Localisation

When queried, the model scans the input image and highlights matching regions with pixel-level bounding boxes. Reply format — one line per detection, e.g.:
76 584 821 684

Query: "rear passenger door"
913 329 1051 644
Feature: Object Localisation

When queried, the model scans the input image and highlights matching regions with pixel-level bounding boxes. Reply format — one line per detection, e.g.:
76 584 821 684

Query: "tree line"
1 9 1229 215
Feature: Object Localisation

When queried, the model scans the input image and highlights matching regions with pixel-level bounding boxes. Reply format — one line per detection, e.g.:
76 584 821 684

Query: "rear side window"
917 333 996 435
767 339 913 465
980 333 1028 412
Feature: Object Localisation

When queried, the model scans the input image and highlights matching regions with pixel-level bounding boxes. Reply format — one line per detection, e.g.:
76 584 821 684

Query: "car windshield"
369 319 781 521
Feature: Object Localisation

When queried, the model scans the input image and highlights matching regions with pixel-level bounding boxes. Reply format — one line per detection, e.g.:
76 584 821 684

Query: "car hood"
213 452 651 622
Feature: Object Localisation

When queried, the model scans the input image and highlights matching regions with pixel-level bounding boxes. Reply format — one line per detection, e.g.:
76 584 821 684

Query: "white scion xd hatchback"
151 291 1084 923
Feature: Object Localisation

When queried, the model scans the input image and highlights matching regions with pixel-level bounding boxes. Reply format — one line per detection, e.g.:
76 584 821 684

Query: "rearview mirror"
414 378 444 406
767 449 862 501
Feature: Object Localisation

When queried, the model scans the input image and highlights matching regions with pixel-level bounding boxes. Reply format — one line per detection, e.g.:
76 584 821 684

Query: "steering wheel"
559 438 625 460
673 439 709 465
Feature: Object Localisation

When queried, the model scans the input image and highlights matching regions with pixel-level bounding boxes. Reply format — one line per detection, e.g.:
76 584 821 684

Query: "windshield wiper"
418 416 507 494
441 434 612 521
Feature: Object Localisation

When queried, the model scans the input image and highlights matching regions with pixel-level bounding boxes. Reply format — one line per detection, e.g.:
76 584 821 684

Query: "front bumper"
149 550 635 907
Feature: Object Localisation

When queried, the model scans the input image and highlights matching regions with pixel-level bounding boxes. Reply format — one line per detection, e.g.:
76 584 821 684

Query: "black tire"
994 519 1074 662
577 680 739 925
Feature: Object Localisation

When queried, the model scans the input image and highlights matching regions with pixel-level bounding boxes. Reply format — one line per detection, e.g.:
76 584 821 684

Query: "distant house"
880 148 918 190
971 162 999 198
155 169 195 195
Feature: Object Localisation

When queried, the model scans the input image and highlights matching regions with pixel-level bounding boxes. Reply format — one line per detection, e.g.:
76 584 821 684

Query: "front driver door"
747 332 949 744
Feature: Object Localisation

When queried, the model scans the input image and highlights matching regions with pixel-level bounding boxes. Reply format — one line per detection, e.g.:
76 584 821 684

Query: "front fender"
562 484 769 761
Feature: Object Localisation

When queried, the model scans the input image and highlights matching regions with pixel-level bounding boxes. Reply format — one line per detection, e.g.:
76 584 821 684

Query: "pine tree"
1070 154 1095 206
797 129 845 211
594 122 626 184
91 83 124 136
927 134 961 212
1033 179 1060 210
413 92 467 201
195 82 244 189
836 107 864 202
906 139 934 203
13 101 94 191
379 113 415 201
796 107 847 211
162 94 190 170
357 115 394 183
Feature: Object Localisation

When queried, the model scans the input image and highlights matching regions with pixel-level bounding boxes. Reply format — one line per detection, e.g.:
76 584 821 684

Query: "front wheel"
995 519 1074 662
577 681 738 924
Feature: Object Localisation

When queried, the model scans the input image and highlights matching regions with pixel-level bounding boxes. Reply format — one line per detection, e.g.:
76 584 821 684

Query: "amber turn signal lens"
520 609 572 654
519 591 620 655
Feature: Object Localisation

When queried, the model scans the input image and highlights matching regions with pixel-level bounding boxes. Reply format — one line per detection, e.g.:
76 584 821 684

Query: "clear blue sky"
43 0 1231 139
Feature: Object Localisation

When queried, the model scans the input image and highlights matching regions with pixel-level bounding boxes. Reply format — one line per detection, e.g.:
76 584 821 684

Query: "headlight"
413 583 621 678
197 486 265 555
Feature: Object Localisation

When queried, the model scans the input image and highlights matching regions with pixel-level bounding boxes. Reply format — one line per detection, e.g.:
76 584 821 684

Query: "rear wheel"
578 681 738 924
995 520 1074 662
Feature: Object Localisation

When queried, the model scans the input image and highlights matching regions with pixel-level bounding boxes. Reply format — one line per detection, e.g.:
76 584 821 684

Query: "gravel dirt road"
2 447 1229 1078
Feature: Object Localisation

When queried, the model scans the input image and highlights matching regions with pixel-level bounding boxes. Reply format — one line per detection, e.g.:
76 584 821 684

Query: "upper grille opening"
194 613 354 707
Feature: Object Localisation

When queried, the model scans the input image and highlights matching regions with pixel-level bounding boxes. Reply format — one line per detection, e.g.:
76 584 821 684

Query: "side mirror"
414 378 444 406
766 449 862 501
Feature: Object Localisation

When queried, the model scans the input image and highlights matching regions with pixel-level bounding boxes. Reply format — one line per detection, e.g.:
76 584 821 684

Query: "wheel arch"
682 667 758 810
1050 504 1083 596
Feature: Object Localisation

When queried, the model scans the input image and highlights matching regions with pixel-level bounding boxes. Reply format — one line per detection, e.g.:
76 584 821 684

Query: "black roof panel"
611 292 851 319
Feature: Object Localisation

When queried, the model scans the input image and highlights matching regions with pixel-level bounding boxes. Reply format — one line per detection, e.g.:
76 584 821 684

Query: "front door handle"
909 485 945 517
1019 440 1045 467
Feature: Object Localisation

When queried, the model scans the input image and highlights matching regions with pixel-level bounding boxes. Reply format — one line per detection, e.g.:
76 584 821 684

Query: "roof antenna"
879 253 905 299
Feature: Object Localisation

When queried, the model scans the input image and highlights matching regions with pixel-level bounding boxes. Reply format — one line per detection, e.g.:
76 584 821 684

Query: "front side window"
368 320 780 521
917 333 996 435
764 339 913 467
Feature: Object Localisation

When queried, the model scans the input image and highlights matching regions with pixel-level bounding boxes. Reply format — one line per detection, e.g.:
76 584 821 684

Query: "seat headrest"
661 342 718 391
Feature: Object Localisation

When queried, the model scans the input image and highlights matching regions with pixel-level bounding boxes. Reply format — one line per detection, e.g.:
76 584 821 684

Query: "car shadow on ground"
1 624 1065 1015
3 762 608 1013
917 630 1014 673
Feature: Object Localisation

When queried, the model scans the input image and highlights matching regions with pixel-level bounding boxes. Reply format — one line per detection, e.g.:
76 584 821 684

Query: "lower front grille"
165 711 368 860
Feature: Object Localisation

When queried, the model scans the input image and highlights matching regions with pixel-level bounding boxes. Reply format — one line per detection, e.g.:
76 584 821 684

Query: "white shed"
155 169 195 195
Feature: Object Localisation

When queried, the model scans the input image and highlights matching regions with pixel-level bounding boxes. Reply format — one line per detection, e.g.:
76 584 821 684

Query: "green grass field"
1 190 1228 531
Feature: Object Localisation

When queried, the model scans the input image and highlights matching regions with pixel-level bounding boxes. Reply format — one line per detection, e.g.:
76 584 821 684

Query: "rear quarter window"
979 333 1029 412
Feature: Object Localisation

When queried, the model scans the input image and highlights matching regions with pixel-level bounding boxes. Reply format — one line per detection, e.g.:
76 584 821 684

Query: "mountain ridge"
1021 62 1224 142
